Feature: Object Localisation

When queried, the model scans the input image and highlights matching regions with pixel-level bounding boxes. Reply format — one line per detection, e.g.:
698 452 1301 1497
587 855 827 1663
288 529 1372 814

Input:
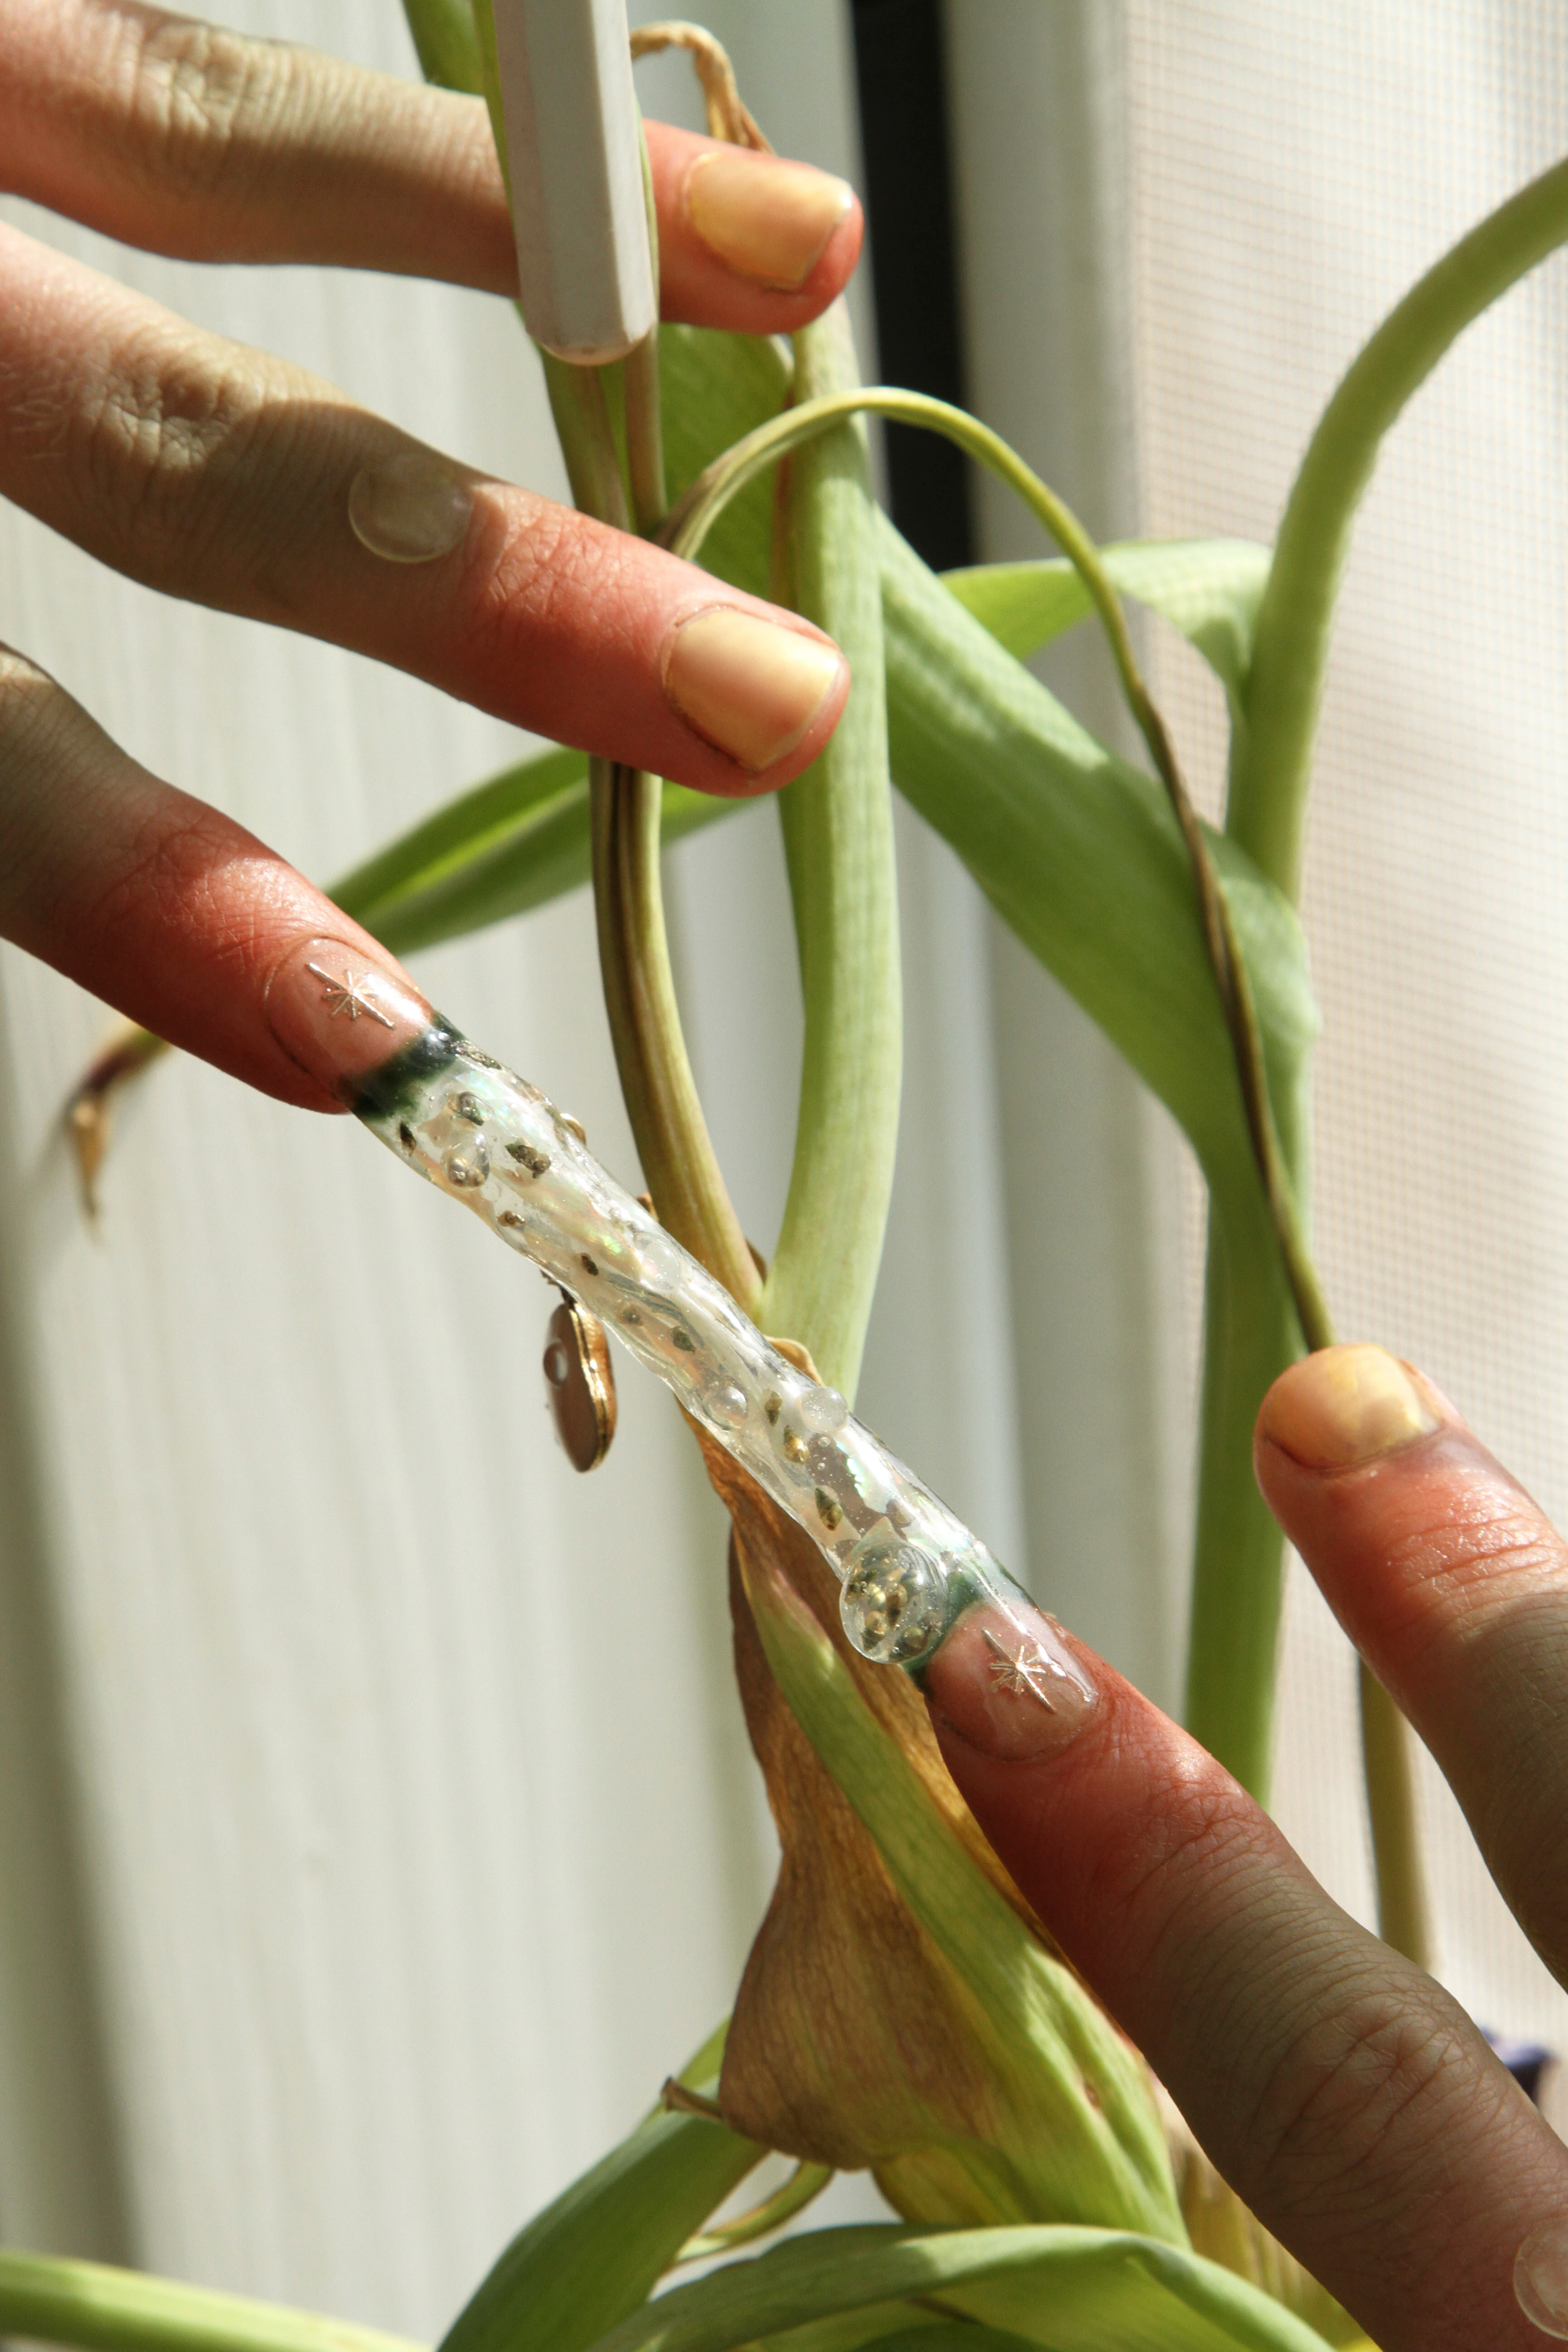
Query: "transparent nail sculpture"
358 1019 1043 1676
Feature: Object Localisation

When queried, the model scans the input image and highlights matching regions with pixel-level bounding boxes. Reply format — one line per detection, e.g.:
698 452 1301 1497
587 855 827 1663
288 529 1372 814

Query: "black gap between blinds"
849 0 975 572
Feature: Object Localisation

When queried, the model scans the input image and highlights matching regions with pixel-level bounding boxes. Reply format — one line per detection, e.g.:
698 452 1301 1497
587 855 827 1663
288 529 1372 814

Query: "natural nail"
664 607 845 773
685 149 855 289
1517 2221 1568 2336
348 452 475 563
922 1594 1099 1764
1262 1342 1439 1470
265 935 432 1102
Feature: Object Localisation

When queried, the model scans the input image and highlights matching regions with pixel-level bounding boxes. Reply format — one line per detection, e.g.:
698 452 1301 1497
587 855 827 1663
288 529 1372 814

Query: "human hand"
922 1342 1568 2349
0 0 862 1110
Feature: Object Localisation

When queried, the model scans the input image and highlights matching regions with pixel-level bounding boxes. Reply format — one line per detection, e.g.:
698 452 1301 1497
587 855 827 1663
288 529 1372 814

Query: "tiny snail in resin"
325 959 1057 1685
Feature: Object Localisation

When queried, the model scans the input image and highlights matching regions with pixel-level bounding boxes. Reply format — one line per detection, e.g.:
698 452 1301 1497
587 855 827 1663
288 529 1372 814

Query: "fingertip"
646 122 864 330
1255 1343 1446 1479
661 604 849 792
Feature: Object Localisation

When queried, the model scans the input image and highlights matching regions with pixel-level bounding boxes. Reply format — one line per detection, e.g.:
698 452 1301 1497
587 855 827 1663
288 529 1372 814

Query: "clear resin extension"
357 1016 1047 1679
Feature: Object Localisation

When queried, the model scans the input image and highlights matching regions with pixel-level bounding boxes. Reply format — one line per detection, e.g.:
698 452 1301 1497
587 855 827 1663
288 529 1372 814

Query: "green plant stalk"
1201 163 1568 1899
590 755 763 1304
465 16 754 1300
1359 1661 1432 1970
757 309 902 1400
0 2253 420 2352
1230 154 1568 897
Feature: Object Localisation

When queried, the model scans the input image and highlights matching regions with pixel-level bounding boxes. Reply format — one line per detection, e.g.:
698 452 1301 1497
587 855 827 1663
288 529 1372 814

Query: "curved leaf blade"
437 2034 762 2352
589 2224 1338 2352
941 537 1270 701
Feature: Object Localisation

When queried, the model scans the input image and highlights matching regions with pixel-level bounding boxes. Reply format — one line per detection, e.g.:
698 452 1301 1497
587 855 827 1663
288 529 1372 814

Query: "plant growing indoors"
11 6 1568 2351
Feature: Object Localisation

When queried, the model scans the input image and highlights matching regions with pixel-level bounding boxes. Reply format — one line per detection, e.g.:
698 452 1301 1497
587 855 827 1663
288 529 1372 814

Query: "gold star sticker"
308 962 395 1028
982 1627 1058 1710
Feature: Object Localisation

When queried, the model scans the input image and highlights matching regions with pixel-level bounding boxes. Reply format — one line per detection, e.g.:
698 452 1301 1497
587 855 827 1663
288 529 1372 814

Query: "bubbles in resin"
360 1026 1026 1677
443 1139 489 1187
800 1385 848 1435
839 1535 947 1666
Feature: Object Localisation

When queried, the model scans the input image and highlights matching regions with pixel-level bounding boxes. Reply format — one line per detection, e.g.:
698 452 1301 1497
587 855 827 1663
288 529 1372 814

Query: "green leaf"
852 2331 1036 2352
0 2252 419 2352
659 326 792 599
942 537 1271 701
757 2311 945 2352
588 2224 1338 2352
737 1539 1181 2240
399 0 481 93
880 514 1315 1191
438 2036 762 2352
326 747 729 957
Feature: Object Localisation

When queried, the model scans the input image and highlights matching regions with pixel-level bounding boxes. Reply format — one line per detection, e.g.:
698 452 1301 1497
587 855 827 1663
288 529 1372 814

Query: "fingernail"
265 936 432 1102
921 1594 1099 1764
1517 2222 1568 2336
348 452 475 563
664 607 845 773
1262 1343 1439 1470
685 149 854 289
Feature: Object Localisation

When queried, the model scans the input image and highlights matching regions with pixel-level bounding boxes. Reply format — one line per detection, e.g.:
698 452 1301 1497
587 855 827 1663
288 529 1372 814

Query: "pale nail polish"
685 149 854 289
348 453 475 562
664 607 844 772
922 1594 1099 1764
265 936 433 1103
1517 2221 1568 2335
1261 1343 1439 1470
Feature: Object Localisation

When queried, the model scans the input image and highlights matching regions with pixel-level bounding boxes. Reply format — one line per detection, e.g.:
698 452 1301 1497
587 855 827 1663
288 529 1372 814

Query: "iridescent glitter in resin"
355 1019 1043 1675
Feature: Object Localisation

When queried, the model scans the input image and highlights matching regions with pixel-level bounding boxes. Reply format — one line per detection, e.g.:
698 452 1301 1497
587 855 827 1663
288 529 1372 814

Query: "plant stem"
1190 157 1568 1940
591 755 763 1305
1230 155 1568 898
756 311 902 1400
1360 1661 1432 1971
1184 1182 1302 1802
541 354 631 532
0 2253 420 2352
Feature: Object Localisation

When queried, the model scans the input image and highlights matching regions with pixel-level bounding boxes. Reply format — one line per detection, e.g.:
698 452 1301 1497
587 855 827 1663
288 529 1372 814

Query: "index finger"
919 1592 1568 2349
0 1 862 331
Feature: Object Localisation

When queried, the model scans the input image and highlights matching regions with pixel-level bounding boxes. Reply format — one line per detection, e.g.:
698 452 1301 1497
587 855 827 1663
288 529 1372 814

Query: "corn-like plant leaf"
437 2031 762 2352
588 2223 1339 2352
329 745 728 957
878 514 1315 1193
942 537 1271 700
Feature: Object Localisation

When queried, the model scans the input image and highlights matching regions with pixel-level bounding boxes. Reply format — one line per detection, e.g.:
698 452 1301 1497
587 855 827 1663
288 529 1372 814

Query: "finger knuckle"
1246 1979 1476 2226
77 327 271 580
119 15 288 212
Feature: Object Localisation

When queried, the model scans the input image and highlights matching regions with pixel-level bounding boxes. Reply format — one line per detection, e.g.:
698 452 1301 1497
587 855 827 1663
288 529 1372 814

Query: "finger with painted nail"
0 647 429 1112
0 6 863 333
922 1392 1568 2348
1256 1343 1568 1999
0 228 849 801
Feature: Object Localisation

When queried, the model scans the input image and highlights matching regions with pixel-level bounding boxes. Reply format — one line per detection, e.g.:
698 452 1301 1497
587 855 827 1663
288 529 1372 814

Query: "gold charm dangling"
543 1292 617 1472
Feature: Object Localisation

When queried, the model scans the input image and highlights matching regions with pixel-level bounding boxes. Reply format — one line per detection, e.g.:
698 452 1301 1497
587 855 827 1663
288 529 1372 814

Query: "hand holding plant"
10 5 1568 2348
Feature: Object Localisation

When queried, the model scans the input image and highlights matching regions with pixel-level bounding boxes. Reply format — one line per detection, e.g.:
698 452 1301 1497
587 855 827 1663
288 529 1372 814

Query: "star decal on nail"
308 962 395 1028
982 1627 1058 1710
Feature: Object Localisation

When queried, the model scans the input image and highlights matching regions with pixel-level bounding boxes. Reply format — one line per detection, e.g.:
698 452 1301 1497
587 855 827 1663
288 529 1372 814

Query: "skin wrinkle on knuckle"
1245 1986 1476 2225
73 322 320 589
120 12 287 214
